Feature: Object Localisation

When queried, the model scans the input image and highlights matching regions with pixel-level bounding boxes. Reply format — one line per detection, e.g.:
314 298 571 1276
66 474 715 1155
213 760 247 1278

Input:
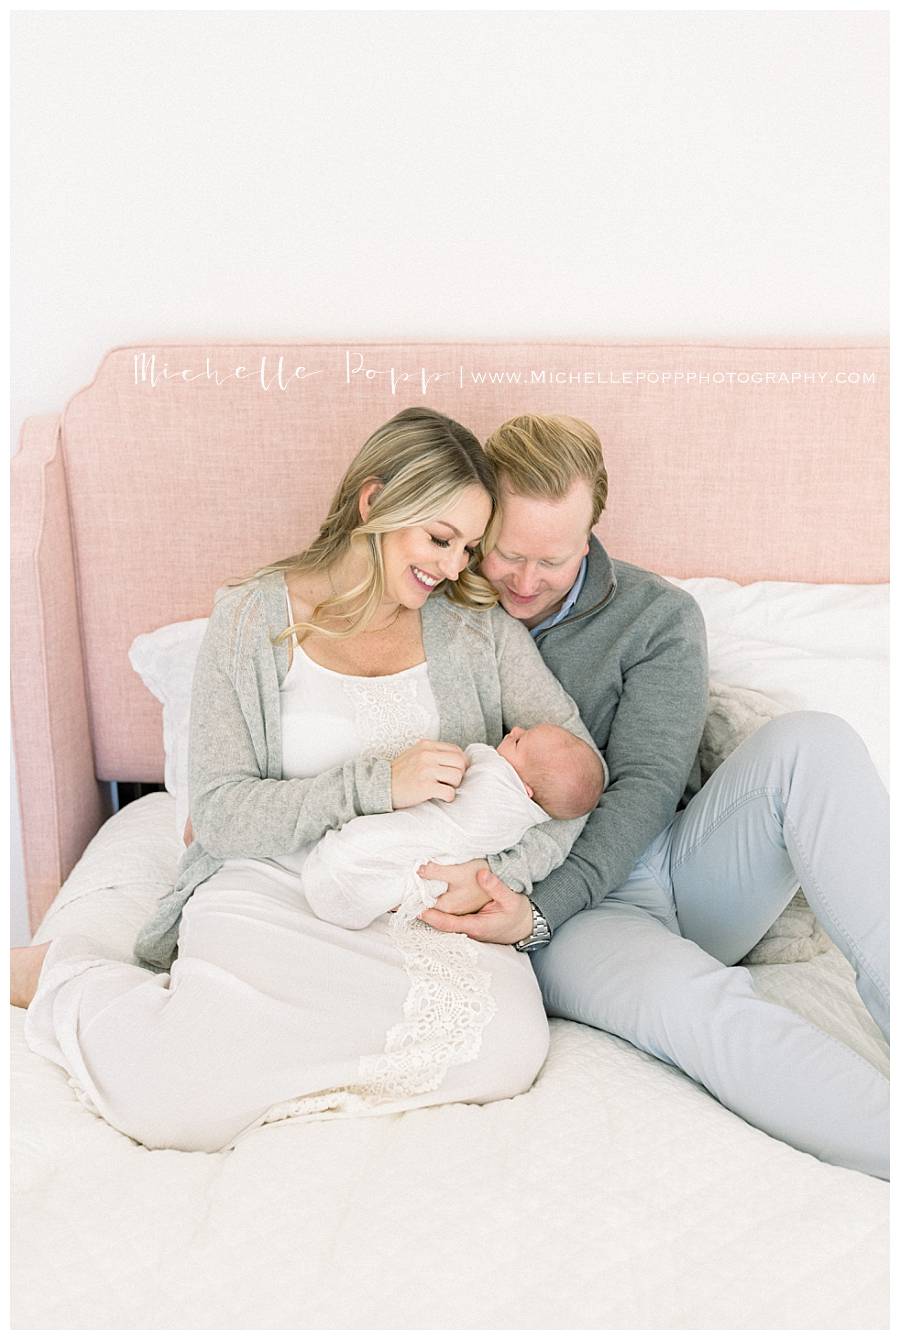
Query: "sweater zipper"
534 579 616 648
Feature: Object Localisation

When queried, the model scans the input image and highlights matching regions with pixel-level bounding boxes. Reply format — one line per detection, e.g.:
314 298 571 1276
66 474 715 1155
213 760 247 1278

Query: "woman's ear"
358 478 383 523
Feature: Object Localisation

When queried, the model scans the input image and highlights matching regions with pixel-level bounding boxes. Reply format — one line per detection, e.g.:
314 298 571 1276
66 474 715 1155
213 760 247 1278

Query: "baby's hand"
417 858 492 915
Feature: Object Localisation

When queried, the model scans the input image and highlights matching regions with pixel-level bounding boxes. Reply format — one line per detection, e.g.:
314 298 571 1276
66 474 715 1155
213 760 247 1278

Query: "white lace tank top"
258 583 497 1115
279 581 441 781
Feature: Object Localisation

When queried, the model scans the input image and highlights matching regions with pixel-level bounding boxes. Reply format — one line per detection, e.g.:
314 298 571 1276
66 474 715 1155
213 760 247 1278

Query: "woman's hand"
390 740 469 808
417 858 492 914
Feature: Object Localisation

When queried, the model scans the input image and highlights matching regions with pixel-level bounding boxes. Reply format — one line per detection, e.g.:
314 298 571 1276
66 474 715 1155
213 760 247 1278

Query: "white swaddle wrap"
303 743 550 929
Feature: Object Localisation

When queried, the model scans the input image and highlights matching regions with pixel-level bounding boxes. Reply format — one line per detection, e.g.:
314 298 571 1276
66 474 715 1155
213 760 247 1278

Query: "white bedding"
666 576 889 787
12 793 889 1329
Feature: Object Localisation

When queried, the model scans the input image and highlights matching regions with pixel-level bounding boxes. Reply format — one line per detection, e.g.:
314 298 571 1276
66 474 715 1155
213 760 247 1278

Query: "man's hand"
183 816 194 847
419 868 534 944
417 858 492 915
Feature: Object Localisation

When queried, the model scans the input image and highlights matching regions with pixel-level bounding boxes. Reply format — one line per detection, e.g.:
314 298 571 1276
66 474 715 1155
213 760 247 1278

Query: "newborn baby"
303 723 606 930
495 723 606 819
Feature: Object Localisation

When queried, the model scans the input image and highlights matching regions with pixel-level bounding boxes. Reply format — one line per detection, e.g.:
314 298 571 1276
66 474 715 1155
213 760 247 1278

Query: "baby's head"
497 723 605 820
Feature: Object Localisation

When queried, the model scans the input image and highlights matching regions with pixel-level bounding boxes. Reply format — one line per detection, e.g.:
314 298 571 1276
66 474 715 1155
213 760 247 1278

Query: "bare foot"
10 942 51 1008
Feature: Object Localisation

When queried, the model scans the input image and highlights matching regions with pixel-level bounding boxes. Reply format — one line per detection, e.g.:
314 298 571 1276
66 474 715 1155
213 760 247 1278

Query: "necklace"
326 567 402 634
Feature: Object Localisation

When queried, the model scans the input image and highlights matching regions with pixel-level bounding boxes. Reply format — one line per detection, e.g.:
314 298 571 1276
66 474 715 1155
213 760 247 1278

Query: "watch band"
513 898 552 953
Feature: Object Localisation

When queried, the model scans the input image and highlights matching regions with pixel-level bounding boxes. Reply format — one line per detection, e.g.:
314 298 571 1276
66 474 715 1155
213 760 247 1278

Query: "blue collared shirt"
528 556 588 637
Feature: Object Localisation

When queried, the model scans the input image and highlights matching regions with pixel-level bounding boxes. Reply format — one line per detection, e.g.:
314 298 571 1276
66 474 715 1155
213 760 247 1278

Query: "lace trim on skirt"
260 916 496 1125
357 914 497 1102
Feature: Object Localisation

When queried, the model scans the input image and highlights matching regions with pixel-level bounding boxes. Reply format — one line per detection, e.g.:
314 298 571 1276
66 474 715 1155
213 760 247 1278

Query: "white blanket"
11 793 889 1329
303 742 549 928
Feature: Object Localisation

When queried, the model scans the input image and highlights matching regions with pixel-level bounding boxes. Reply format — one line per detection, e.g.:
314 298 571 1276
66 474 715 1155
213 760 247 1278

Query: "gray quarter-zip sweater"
527 535 709 930
133 571 603 972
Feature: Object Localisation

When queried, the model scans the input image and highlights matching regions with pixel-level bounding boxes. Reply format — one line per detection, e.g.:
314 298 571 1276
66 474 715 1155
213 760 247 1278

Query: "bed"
11 341 889 1329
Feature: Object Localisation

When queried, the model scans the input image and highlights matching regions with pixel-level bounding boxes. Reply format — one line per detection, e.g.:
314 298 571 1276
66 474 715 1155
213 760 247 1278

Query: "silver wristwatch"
514 898 552 953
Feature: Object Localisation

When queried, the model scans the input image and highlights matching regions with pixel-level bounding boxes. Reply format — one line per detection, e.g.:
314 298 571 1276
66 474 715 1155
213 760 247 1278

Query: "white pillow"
128 619 208 840
665 578 889 788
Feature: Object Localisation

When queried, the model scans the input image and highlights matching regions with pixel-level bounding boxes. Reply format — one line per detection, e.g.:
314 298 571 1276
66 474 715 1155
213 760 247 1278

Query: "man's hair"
483 414 608 527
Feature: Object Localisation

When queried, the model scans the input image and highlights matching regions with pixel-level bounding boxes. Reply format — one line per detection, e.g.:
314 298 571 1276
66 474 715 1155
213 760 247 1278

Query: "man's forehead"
496 487 592 553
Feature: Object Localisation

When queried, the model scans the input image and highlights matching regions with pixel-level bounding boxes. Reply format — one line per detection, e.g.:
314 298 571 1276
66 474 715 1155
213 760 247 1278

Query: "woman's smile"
409 565 442 590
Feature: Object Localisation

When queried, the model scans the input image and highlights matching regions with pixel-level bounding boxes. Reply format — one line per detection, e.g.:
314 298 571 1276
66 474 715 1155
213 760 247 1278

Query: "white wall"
10 9 888 942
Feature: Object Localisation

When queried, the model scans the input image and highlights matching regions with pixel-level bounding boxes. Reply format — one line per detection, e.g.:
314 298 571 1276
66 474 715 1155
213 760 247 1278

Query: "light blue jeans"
533 712 890 1179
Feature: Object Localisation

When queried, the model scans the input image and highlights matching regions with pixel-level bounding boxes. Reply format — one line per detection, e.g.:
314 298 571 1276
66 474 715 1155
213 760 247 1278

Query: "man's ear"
358 478 384 523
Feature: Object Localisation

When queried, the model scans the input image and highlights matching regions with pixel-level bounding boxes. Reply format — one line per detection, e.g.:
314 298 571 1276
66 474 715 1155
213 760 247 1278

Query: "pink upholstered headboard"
12 341 888 930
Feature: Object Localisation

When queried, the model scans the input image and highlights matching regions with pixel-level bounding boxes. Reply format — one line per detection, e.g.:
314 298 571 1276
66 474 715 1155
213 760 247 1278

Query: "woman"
13 407 599 1152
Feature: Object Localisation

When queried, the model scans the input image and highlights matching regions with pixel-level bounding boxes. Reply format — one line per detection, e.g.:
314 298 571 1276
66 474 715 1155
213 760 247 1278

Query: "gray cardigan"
134 571 603 971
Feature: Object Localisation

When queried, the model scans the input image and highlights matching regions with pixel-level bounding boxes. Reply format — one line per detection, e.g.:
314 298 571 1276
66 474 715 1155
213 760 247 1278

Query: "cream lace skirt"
25 858 549 1153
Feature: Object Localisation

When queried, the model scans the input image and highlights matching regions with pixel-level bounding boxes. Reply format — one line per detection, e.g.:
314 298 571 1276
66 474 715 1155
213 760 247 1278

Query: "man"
419 413 889 1180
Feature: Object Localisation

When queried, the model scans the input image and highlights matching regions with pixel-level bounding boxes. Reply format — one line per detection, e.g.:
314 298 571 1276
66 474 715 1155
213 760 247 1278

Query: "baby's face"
497 724 564 793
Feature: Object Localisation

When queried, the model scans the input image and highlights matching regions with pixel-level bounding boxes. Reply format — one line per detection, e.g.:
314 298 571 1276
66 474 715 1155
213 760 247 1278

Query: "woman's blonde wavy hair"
232 407 500 647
